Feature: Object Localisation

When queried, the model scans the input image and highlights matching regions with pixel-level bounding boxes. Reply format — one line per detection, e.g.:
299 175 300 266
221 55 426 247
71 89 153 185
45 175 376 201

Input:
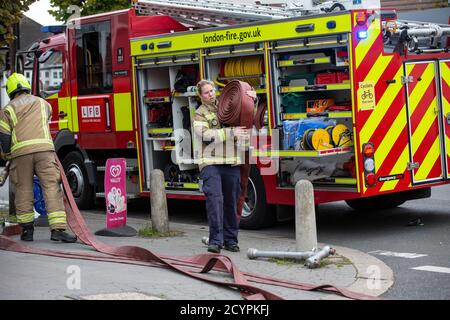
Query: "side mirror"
15 55 24 74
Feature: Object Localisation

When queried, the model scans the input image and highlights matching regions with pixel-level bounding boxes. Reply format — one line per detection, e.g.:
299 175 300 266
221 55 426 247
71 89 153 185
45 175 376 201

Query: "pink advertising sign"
105 158 127 228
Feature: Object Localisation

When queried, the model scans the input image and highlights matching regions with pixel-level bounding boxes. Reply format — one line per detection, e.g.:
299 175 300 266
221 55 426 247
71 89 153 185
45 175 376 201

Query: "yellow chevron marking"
375 104 407 170
440 62 450 173
407 64 435 116
364 53 393 83
411 98 438 156
355 18 381 69
380 146 409 192
414 136 442 181
360 67 403 144
446 135 450 163
441 61 450 80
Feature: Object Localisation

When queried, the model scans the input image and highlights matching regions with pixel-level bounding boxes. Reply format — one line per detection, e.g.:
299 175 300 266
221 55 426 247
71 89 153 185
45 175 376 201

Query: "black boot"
51 229 77 243
20 223 34 241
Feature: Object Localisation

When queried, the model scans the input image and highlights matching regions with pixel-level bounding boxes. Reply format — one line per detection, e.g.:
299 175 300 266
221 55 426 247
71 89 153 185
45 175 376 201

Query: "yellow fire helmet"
6 73 31 99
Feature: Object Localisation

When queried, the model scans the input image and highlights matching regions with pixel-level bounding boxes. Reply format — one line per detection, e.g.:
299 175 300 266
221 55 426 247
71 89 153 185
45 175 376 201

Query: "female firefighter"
193 80 250 253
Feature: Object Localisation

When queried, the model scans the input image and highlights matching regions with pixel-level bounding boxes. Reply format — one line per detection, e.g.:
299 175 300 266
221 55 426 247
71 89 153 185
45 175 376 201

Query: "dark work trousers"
200 165 241 247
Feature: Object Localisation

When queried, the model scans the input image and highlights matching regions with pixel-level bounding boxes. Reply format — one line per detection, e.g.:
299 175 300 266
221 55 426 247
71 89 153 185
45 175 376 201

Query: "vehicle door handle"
58 111 68 118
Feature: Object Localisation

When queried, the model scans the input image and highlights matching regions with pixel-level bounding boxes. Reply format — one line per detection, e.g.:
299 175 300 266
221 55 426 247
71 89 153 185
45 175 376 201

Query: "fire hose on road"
0 156 379 300
0 81 378 299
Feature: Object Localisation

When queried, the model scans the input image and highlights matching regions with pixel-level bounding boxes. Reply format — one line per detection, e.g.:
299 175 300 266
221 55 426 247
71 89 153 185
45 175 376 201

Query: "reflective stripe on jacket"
0 93 54 159
193 102 241 171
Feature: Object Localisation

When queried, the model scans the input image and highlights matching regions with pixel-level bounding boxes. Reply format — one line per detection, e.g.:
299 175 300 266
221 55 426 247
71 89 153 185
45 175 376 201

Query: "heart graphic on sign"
110 165 121 178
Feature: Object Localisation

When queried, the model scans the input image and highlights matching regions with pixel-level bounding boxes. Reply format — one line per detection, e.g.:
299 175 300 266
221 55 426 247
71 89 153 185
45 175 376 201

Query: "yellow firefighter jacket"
193 102 242 171
0 93 54 159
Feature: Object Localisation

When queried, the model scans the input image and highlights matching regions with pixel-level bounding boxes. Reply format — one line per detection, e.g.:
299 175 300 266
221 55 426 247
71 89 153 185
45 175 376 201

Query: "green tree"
49 0 131 22
0 0 36 47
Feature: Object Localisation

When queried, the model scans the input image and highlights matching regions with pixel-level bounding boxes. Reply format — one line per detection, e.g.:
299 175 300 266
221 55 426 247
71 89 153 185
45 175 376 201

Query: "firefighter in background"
0 73 77 243
193 80 250 253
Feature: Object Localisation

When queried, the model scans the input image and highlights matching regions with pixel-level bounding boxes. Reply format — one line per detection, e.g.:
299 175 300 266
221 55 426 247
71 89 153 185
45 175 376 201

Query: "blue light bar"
41 25 66 34
357 31 368 40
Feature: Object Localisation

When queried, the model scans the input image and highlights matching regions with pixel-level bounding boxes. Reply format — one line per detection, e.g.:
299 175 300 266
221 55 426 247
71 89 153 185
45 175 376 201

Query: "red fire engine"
17 0 450 229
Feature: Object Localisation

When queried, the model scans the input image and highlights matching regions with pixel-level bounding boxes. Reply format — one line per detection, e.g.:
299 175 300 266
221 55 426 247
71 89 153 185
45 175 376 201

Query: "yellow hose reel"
302 124 353 151
326 124 353 148
216 56 263 88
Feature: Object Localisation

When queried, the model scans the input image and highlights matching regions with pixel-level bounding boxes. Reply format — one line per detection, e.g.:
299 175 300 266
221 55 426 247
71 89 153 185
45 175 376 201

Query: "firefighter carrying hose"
193 80 251 253
0 73 77 243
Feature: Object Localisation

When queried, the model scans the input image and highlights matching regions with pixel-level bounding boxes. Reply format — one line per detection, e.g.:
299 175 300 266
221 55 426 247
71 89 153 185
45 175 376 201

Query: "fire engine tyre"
239 166 276 230
345 194 406 211
62 151 95 210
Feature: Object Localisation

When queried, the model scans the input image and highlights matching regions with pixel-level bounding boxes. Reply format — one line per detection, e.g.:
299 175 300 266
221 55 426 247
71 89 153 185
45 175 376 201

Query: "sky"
23 0 263 26
25 0 60 26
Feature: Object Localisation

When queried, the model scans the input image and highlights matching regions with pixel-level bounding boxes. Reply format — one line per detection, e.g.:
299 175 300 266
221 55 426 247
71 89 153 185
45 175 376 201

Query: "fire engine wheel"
62 151 95 210
345 194 406 211
239 166 276 230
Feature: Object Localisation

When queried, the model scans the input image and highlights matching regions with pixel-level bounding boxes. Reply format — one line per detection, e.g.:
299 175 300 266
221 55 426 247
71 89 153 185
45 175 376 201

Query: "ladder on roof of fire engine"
133 0 292 26
133 0 450 51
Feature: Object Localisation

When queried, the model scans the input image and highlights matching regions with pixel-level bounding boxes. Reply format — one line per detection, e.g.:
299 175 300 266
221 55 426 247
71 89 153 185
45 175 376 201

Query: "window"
76 21 113 94
59 71 63 79
26 71 30 78
38 50 63 98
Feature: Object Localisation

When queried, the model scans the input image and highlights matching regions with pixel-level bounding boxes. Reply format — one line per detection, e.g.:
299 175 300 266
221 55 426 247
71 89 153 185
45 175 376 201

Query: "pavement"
0 210 394 300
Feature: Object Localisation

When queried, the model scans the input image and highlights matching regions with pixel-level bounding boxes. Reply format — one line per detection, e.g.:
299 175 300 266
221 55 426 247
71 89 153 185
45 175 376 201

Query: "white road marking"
369 250 428 259
411 266 450 274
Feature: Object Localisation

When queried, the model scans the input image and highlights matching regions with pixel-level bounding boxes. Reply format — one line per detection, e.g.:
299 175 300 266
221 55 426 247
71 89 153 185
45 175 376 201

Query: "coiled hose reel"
301 124 353 151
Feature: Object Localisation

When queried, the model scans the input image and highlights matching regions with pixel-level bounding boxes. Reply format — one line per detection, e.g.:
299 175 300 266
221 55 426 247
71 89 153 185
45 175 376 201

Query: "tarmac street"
0 210 392 300
1 176 449 300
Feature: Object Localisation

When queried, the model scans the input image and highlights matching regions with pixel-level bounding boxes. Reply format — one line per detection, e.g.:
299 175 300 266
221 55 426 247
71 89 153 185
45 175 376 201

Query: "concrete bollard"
150 169 169 233
295 180 317 252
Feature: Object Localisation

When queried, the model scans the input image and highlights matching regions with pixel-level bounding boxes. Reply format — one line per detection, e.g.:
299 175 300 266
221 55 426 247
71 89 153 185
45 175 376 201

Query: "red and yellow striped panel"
440 61 450 177
406 62 442 183
353 16 410 194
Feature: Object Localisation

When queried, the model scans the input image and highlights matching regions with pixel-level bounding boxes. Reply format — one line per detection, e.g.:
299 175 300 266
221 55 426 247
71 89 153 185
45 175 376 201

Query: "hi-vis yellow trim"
218 128 226 142
71 97 79 132
380 147 409 192
40 99 50 140
334 178 357 185
280 83 350 93
193 121 209 128
130 14 351 56
253 150 318 157
148 127 173 134
11 139 54 152
355 17 381 69
47 93 58 100
5 106 18 145
440 61 450 174
58 97 71 131
16 212 35 224
264 41 272 136
5 106 17 126
0 120 10 133
278 57 331 67
114 92 133 131
364 52 393 84
165 182 200 189
415 137 442 181
360 67 403 143
375 103 407 177
198 157 241 165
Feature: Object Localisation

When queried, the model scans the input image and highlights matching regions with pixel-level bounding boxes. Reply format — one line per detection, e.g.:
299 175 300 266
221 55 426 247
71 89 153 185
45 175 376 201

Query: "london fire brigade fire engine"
16 0 450 229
